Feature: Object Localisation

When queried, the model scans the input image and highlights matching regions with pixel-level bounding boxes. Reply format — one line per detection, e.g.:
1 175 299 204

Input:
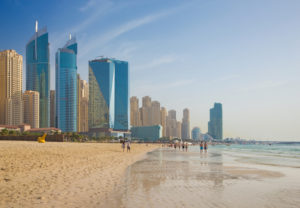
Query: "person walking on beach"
182 142 185 151
204 141 208 152
127 141 131 152
200 141 204 152
185 142 188 152
122 140 125 152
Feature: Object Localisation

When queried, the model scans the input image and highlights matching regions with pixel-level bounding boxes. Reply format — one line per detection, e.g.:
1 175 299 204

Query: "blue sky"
1 0 300 140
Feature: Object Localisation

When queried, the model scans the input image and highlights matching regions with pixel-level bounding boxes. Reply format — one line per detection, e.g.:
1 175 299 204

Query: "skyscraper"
176 121 182 139
208 103 223 140
160 107 167 137
55 35 77 132
50 90 56 127
151 101 161 125
192 127 201 140
0 50 23 125
89 58 115 130
141 96 151 126
23 91 39 128
77 75 89 132
130 96 140 127
166 110 177 138
26 21 50 128
181 108 190 140
113 60 129 131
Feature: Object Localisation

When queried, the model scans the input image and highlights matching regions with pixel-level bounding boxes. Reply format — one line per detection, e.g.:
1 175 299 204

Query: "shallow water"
107 146 300 208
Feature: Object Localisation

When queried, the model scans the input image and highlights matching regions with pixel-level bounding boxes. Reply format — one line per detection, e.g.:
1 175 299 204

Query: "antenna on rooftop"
35 20 38 33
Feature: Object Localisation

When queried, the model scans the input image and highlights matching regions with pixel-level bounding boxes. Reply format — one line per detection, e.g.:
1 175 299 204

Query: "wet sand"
0 141 157 208
107 147 300 208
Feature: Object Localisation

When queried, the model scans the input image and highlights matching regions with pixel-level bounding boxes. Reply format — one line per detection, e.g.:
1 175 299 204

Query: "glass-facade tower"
208 103 223 140
113 60 129 131
26 22 50 127
89 58 115 129
55 36 77 132
88 58 129 131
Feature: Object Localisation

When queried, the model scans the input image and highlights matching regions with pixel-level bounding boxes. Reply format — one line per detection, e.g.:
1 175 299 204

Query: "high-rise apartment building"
23 90 39 128
0 50 23 125
181 108 190 140
208 103 223 140
113 60 129 131
192 127 201 140
160 107 167 137
130 96 140 127
151 101 161 125
56 35 77 132
176 121 182 139
50 90 56 127
88 58 115 130
77 75 89 132
26 21 50 128
141 96 152 126
166 110 177 138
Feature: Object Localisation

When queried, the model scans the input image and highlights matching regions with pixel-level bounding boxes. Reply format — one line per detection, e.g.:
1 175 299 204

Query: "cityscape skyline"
0 0 299 140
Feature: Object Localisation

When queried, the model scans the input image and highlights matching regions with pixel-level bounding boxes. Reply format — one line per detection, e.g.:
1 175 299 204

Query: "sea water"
107 144 300 208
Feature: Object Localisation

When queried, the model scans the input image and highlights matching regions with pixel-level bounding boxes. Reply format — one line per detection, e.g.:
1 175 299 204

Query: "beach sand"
0 141 157 208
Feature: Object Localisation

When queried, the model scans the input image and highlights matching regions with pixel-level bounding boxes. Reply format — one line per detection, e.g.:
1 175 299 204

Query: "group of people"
121 140 131 152
172 142 189 151
200 141 208 152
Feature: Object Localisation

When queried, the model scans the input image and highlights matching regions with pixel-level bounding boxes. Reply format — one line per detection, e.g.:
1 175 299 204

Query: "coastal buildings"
208 103 223 140
176 121 182 139
130 96 140 127
23 90 40 128
0 50 23 125
50 90 55 127
192 127 201 140
26 21 50 128
181 108 190 140
77 75 89 132
55 35 77 132
113 60 129 131
160 107 167 137
166 110 178 138
88 57 129 136
141 96 152 126
151 101 161 125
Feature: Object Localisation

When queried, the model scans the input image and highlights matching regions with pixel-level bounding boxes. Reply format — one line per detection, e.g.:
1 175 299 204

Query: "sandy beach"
0 141 157 208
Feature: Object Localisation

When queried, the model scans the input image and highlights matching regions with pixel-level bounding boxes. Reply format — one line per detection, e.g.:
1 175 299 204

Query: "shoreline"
0 141 158 208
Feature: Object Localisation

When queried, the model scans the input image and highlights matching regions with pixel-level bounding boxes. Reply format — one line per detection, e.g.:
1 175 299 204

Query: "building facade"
208 103 223 140
55 36 77 132
89 58 115 130
23 90 40 128
77 75 89 132
151 101 161 125
141 96 152 126
113 60 129 131
26 21 50 128
130 96 140 127
50 90 55 127
166 110 177 138
0 50 23 125
192 127 201 140
131 125 162 141
160 107 167 137
181 108 190 140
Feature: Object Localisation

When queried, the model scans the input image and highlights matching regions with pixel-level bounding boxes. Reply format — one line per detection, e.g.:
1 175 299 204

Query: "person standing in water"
185 142 188 152
204 141 208 152
200 141 204 152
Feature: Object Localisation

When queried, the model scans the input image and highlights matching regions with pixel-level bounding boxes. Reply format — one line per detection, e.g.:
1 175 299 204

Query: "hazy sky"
0 0 299 141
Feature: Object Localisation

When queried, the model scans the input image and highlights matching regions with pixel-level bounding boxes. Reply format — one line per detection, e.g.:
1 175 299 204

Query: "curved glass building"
88 58 130 133
89 58 115 129
26 22 50 127
55 36 77 132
